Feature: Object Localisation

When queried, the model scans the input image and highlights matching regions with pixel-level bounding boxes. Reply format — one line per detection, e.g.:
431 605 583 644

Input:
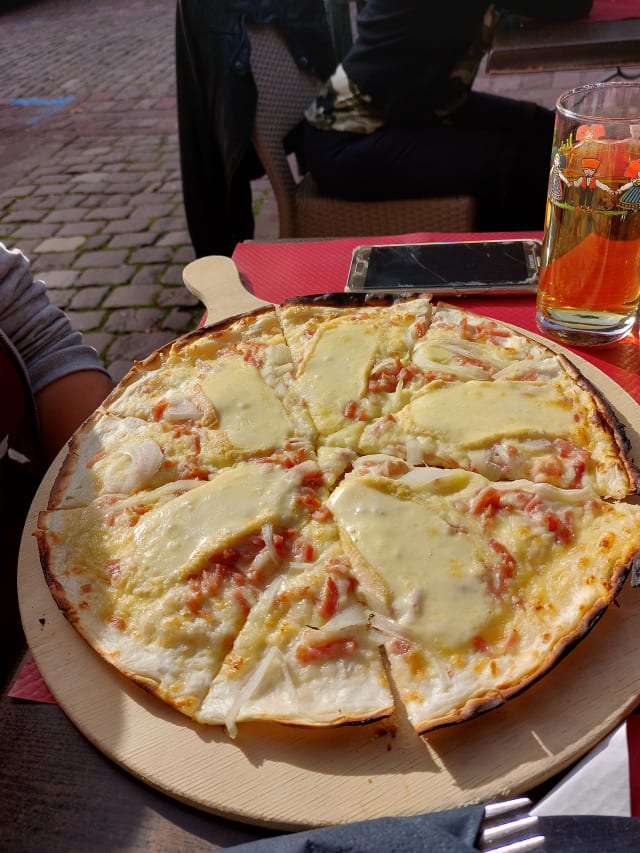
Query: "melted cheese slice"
400 380 574 447
130 463 301 582
201 357 293 451
296 320 379 435
327 476 493 649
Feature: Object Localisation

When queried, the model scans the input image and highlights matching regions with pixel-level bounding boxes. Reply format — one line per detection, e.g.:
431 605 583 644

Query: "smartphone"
345 239 541 296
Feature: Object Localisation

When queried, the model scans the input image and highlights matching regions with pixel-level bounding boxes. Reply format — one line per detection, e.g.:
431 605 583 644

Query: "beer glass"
536 82 640 346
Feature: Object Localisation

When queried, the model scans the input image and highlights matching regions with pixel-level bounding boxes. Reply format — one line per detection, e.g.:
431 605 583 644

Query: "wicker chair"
246 22 477 239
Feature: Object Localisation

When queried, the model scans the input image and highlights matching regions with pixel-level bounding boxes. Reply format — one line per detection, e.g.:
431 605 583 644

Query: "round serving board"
18 289 640 831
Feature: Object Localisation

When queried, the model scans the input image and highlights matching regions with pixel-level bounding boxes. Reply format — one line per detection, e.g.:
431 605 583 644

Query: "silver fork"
477 798 545 852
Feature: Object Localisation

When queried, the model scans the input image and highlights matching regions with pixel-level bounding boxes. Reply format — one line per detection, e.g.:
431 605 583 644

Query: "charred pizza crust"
36 294 640 739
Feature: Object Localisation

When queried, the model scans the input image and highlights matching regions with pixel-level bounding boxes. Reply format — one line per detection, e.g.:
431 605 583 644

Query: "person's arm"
35 370 115 463
0 244 114 463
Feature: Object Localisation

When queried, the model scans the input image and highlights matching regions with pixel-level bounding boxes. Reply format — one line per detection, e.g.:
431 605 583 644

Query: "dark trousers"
303 91 556 232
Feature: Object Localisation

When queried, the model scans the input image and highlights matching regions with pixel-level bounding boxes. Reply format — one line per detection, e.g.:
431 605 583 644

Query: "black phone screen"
360 241 538 291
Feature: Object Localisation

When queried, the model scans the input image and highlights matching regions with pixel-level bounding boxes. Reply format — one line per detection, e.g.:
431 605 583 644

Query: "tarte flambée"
37 294 640 738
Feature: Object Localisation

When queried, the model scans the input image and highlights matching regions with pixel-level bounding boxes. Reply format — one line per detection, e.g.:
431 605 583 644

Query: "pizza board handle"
182 255 272 326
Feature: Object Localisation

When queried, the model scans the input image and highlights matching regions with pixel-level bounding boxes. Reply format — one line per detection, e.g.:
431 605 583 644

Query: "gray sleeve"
0 243 111 395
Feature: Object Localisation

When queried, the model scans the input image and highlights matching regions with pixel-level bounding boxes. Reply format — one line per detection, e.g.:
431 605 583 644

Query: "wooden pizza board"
18 262 640 830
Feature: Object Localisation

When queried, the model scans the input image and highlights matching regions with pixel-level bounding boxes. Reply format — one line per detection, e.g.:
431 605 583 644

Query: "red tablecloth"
590 0 640 21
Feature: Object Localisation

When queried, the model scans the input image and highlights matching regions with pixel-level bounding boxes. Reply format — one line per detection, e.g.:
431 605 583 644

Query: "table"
486 0 640 75
4 231 640 852
0 660 275 853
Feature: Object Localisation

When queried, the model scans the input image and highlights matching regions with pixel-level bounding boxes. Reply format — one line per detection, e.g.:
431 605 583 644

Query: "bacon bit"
302 325 317 340
514 369 539 381
185 596 202 615
181 464 210 480
221 547 239 563
106 560 121 583
554 438 577 458
87 450 106 469
301 467 324 487
502 627 520 653
456 317 471 339
292 540 315 563
343 400 359 419
232 588 251 614
325 555 351 574
413 319 429 338
356 455 409 478
552 438 588 488
266 531 282 555
171 423 191 437
475 321 511 343
297 486 322 511
295 637 357 664
390 637 411 655
317 576 339 619
109 616 126 630
217 343 241 359
81 583 92 594
470 486 503 517
160 458 177 470
312 504 334 523
151 400 169 421
472 635 492 655
368 412 396 437
487 539 516 596
325 556 357 589
535 455 565 478
126 505 153 526
369 357 404 394
259 446 307 468
242 343 265 368
543 509 574 545
97 495 120 508
189 565 225 597
343 398 370 421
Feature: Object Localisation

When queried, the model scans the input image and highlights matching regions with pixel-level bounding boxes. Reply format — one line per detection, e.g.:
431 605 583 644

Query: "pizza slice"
358 366 638 499
38 454 333 718
421 304 553 374
102 307 317 457
196 542 393 736
277 294 433 449
326 455 640 734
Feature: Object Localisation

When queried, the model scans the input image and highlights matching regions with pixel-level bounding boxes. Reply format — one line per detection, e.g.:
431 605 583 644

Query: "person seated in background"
1 243 114 682
175 0 335 258
302 0 594 233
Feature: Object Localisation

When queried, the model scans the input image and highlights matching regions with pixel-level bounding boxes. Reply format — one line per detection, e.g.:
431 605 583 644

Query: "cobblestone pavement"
1 0 636 381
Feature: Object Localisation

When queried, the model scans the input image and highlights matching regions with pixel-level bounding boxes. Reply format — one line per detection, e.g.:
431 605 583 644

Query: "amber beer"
536 82 640 346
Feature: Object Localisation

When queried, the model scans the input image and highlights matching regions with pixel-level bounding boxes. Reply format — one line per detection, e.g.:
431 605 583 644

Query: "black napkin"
223 805 485 853
538 815 640 852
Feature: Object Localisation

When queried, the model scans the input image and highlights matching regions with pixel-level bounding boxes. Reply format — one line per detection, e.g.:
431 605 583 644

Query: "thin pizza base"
36 294 640 740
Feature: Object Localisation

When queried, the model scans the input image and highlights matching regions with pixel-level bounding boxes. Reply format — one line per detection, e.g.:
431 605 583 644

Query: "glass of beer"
536 81 640 346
